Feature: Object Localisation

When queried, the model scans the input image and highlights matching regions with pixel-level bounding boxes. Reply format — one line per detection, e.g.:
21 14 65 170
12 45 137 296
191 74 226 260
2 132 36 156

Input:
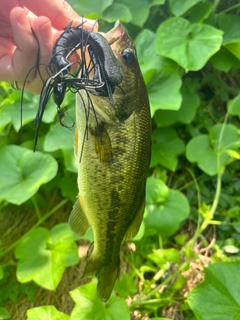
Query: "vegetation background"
0 0 240 319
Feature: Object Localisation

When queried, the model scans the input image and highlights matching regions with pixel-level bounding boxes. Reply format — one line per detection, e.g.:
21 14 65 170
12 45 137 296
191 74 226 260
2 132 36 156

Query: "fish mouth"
105 20 125 45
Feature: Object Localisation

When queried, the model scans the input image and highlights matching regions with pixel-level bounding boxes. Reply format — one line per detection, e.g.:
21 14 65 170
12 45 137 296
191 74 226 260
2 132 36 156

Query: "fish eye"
121 49 135 65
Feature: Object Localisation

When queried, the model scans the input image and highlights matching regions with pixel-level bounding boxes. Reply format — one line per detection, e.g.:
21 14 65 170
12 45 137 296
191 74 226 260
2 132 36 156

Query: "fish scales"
69 21 151 301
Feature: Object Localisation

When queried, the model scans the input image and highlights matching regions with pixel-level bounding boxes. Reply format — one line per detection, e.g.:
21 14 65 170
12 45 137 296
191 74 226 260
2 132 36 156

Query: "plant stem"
219 3 240 14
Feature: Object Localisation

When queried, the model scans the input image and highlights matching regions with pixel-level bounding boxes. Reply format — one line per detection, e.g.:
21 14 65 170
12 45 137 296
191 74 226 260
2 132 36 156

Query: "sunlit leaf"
156 17 223 71
150 127 185 171
186 124 240 175
169 0 202 16
187 262 240 320
0 145 58 205
148 248 180 267
145 178 190 239
70 280 130 320
27 306 69 320
15 224 79 290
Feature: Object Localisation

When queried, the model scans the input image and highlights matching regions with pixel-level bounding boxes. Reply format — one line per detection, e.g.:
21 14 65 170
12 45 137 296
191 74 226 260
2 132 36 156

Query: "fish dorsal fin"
124 197 145 240
68 197 91 236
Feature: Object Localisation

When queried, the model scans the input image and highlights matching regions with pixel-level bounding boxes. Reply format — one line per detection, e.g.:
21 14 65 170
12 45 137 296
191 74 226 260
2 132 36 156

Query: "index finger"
19 0 98 31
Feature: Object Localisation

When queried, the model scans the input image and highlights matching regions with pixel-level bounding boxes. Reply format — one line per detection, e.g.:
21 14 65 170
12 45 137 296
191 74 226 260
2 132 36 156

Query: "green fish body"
69 21 151 301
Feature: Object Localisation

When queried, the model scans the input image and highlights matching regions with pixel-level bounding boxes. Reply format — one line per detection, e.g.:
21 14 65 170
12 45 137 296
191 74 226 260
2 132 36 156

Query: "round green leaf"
0 145 58 205
156 17 223 71
186 135 218 176
187 262 240 320
27 306 69 320
15 224 79 290
186 124 240 175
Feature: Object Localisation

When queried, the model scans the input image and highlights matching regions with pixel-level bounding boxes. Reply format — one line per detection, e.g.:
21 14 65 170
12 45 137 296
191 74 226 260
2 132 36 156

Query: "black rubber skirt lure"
34 20 123 150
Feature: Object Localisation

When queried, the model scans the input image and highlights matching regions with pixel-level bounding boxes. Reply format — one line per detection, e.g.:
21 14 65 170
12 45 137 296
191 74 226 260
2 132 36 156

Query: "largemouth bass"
69 20 151 302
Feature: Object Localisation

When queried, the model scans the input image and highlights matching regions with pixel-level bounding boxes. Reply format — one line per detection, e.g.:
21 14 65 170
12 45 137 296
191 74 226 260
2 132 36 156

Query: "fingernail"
16 9 29 27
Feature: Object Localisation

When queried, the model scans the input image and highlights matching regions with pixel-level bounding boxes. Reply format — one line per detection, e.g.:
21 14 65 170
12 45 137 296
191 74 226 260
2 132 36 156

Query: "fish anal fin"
124 198 145 240
68 197 91 236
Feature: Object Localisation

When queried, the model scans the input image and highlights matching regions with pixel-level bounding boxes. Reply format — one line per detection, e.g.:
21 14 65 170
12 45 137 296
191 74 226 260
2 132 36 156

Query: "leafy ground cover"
0 0 240 319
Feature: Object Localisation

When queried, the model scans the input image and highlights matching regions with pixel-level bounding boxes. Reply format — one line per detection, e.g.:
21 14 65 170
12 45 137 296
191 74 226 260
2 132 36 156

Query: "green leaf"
148 248 180 267
44 123 74 152
145 178 190 239
156 17 223 71
188 1 213 23
15 224 79 290
119 0 165 27
169 0 202 16
0 265 3 280
210 47 240 72
150 127 185 171
228 94 240 117
103 4 132 23
135 29 162 84
219 13 240 45
134 29 182 115
0 145 58 205
27 306 69 320
114 273 138 299
0 113 11 133
70 280 130 320
43 123 77 172
68 0 113 17
148 68 182 116
154 83 200 126
218 13 240 59
59 174 78 202
1 91 38 131
186 135 218 176
0 308 10 320
187 261 240 320
186 124 240 175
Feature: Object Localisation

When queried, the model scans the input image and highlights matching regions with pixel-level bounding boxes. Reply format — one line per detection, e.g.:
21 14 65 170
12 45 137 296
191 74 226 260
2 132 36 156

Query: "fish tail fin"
83 255 119 302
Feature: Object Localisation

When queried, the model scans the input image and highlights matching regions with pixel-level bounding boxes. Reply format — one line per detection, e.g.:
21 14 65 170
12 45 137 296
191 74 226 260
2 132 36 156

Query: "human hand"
0 0 98 93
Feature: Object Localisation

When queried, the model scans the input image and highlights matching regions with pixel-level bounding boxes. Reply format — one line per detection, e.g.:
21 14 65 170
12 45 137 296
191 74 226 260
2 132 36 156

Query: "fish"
69 20 151 302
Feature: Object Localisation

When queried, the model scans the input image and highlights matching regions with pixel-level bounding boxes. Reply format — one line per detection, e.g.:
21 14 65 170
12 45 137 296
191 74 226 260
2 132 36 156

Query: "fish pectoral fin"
83 257 119 302
124 197 145 240
68 197 91 236
90 124 113 163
